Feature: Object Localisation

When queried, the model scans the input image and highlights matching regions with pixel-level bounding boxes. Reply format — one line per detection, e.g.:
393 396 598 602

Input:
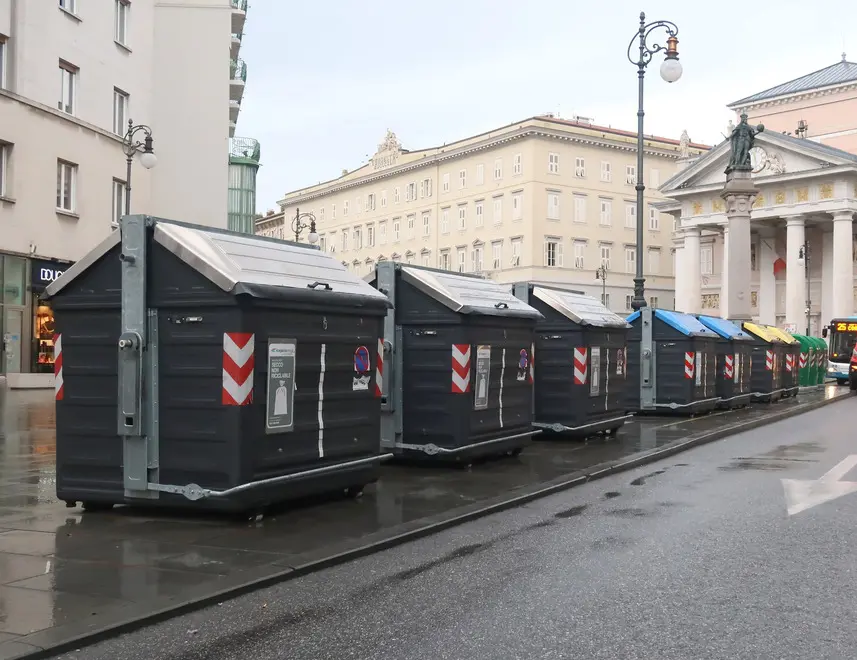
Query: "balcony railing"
229 137 260 163
231 0 248 10
230 58 247 82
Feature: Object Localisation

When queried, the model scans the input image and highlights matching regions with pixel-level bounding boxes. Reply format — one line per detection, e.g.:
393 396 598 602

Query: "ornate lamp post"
122 119 157 215
595 264 608 307
627 12 682 311
797 243 811 335
290 208 319 244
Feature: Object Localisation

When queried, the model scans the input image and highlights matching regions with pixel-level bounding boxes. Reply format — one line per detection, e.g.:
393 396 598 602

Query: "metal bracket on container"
639 306 655 411
532 414 634 433
717 392 754 403
653 396 721 409
392 430 540 456
146 454 392 501
752 388 787 398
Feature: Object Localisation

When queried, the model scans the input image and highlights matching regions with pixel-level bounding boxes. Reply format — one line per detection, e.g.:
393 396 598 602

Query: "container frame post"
639 305 656 411
376 261 401 450
511 282 535 416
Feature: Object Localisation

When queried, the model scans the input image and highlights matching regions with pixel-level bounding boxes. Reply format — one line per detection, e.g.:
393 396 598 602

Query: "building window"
56 160 77 212
472 245 483 272
599 199 612 226
511 238 522 266
601 161 612 183
367 224 375 247
513 153 522 175
650 169 660 188
494 158 502 180
701 246 713 275
459 169 466 189
601 293 610 308
549 152 560 174
544 236 562 268
492 241 503 269
575 157 585 178
475 201 484 227
648 207 659 231
58 61 77 115
512 192 523 221
573 240 585 269
392 218 401 242
394 187 400 203
0 142 10 197
420 178 432 198
319 207 325 223
493 197 502 225
625 203 636 229
442 173 450 193
331 203 337 219
475 163 485 185
343 200 349 216
367 193 376 210
458 205 466 230
573 195 586 223
353 227 362 249
547 192 560 220
356 197 362 214
406 214 415 239
422 211 431 236
457 247 466 272
441 208 450 234
650 296 659 308
625 164 636 185
406 182 416 202
600 244 612 270
648 248 661 274
319 235 326 252
0 37 7 90
59 0 76 13
379 221 387 244
112 178 125 225
421 252 431 267
115 0 129 45
439 250 450 270
406 253 414 265
341 230 348 251
625 294 633 311
625 246 636 273
113 89 129 136
750 242 757 271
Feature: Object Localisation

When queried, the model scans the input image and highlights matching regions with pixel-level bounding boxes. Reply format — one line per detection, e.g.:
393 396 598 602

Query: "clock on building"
749 146 768 174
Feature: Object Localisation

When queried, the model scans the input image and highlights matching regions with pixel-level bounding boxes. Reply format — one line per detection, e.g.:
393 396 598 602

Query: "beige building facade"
0 0 249 386
262 116 707 314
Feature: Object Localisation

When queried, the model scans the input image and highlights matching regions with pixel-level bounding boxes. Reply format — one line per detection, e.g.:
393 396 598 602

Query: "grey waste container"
511 282 632 438
45 215 391 513
371 262 542 463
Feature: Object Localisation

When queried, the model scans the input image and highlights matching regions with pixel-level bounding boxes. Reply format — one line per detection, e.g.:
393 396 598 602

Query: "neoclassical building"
660 58 857 334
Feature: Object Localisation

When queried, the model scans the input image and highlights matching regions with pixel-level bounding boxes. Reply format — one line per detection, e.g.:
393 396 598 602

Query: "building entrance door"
2 307 24 374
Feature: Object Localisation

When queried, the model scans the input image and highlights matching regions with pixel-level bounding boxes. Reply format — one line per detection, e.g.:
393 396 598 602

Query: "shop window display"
33 302 56 373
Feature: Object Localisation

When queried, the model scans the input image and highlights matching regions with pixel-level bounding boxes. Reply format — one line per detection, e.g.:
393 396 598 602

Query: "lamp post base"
630 277 647 311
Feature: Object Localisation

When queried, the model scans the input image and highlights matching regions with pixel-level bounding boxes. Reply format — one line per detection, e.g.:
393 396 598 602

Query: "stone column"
721 170 758 321
683 226 701 313
832 211 855 317
758 227 777 325
673 230 687 312
821 227 834 327
720 225 730 318
784 215 806 331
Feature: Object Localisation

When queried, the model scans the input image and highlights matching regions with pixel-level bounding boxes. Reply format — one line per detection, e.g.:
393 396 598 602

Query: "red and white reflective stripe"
785 354 794 372
374 338 384 398
451 344 471 393
684 352 695 379
573 347 588 385
222 332 255 405
528 342 535 384
724 354 734 379
799 352 807 369
54 333 64 401
765 349 774 371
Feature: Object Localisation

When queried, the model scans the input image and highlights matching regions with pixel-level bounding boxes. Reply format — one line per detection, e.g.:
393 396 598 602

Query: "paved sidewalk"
0 386 847 659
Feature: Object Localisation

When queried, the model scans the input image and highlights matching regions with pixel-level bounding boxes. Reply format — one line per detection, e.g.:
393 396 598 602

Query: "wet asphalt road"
60 399 857 660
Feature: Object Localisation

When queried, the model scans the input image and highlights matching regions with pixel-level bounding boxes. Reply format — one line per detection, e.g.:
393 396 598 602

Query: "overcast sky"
236 0 856 212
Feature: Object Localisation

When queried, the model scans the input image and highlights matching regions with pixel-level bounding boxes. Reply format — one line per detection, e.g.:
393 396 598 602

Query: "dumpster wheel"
344 486 364 499
508 448 524 458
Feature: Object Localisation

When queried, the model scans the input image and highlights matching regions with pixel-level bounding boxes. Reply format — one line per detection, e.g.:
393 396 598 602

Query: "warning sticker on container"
695 352 702 387
353 345 371 391
474 345 491 410
590 347 601 396
616 348 625 375
517 349 529 382
266 339 296 434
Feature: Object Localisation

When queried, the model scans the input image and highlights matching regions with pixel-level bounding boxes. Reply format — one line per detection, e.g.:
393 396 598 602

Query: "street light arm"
123 120 154 158
627 16 679 68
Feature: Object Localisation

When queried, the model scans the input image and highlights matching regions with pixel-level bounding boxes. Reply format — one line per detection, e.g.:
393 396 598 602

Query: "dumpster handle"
146 453 392 501
307 281 332 290
532 414 634 434
652 396 721 409
386 430 540 456
494 302 509 309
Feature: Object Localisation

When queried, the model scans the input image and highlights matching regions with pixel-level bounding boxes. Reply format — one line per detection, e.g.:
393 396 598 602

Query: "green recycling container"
792 334 813 387
813 336 828 386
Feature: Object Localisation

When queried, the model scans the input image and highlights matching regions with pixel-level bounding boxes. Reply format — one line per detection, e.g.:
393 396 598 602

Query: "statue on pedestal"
725 113 764 174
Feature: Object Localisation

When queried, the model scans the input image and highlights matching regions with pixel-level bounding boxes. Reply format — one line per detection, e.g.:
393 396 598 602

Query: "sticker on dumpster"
590 347 601 396
616 348 625 376
474 345 491 410
517 349 528 382
353 345 371 391
695 352 702 386
266 338 296 434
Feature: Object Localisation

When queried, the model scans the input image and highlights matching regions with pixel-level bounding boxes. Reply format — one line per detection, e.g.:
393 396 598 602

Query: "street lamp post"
595 264 608 307
797 243 811 335
290 207 319 244
627 12 683 311
122 119 157 215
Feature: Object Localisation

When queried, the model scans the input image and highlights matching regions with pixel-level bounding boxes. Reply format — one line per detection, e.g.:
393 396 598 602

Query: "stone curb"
10 391 849 660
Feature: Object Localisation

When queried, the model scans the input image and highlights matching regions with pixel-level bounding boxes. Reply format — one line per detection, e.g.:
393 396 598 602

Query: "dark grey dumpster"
371 262 542 463
45 215 391 512
696 315 754 409
511 283 633 438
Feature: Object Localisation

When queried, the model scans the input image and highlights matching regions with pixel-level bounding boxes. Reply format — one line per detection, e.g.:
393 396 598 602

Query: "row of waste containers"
43 217 830 513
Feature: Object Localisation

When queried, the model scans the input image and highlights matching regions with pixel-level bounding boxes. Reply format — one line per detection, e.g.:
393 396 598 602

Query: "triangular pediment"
660 131 857 195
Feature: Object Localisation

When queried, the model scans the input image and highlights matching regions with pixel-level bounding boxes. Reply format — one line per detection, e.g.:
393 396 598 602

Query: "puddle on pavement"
554 504 588 519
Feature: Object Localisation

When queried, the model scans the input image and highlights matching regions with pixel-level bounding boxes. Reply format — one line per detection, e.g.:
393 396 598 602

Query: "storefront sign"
31 258 74 291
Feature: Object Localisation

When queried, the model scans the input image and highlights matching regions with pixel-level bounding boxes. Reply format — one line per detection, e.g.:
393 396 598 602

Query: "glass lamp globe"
139 151 158 169
660 57 683 83
308 231 319 245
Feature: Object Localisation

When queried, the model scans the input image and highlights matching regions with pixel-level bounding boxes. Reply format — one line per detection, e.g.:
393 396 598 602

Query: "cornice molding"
279 127 703 206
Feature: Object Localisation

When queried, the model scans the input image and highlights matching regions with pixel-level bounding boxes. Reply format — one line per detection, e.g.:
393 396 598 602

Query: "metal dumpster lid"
45 218 391 307
741 322 783 343
696 315 753 341
764 325 799 344
626 309 718 337
400 266 542 319
531 285 630 328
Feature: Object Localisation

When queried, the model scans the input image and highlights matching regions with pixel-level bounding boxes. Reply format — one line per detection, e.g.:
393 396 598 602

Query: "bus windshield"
829 330 857 361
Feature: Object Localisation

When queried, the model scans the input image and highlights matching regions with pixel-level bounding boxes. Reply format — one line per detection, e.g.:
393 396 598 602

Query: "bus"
822 317 857 383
